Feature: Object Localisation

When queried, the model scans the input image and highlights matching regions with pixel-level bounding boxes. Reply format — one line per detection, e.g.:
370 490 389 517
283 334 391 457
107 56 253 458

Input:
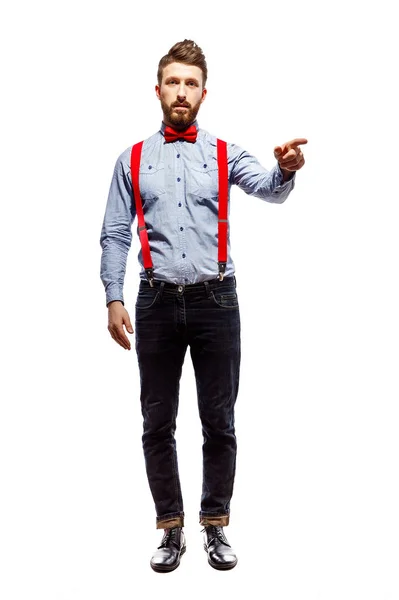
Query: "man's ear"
201 88 207 103
155 84 160 100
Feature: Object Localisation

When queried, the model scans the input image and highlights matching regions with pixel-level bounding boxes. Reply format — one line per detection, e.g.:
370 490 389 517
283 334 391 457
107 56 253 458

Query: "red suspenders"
130 141 154 283
130 139 228 287
216 138 228 281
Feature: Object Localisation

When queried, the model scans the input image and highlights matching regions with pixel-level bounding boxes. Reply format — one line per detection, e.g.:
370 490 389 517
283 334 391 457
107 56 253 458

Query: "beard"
160 96 202 130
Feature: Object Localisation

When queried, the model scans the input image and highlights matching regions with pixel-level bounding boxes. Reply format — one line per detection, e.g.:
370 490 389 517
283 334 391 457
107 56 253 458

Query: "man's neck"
163 119 196 131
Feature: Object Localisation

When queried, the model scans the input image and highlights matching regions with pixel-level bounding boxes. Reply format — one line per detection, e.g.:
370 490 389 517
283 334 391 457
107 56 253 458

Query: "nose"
177 83 187 99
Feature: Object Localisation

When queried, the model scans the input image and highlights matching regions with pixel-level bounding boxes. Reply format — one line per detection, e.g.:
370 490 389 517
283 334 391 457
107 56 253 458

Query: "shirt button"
182 253 186 258
185 278 188 282
203 164 207 168
177 154 180 158
148 165 152 169
180 226 183 231
177 177 181 182
178 202 182 207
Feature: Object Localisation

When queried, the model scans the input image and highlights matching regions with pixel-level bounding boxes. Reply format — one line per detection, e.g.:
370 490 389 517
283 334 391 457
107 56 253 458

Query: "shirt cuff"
277 162 295 182
105 286 125 307
273 162 296 193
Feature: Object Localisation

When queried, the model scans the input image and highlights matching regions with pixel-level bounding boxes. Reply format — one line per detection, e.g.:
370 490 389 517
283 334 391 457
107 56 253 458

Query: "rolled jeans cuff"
199 514 230 527
156 515 185 529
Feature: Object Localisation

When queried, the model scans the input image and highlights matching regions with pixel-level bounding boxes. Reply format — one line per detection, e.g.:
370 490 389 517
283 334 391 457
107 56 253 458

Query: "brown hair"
157 39 208 89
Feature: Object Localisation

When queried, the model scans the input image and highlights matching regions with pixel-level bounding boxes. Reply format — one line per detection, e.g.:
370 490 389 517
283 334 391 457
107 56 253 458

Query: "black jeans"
134 276 241 529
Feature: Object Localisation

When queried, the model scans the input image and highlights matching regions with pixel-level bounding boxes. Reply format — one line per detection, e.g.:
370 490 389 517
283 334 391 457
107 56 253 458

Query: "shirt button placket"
176 144 187 281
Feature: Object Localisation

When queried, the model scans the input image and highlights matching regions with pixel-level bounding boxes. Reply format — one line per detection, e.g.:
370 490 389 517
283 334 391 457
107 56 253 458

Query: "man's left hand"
274 138 308 178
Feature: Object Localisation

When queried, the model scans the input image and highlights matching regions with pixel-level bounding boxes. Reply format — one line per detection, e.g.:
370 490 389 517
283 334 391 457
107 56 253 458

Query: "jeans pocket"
135 289 160 310
210 290 238 308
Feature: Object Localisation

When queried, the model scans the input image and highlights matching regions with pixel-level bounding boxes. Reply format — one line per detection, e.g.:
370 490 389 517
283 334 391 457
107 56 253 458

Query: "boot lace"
158 527 180 549
201 525 230 546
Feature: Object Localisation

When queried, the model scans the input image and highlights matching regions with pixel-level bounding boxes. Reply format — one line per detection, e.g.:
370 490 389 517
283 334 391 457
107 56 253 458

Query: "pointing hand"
274 138 308 172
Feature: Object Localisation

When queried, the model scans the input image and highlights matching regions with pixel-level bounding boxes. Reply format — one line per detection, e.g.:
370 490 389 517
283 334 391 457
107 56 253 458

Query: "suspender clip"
145 267 155 287
218 262 226 281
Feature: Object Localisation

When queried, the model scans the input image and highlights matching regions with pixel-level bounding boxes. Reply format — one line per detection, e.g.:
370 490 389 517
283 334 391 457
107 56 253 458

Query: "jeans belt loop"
159 281 165 300
203 280 212 299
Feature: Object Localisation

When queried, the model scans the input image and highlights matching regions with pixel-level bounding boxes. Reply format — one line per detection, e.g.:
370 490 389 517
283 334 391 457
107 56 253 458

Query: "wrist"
279 165 294 182
107 300 124 308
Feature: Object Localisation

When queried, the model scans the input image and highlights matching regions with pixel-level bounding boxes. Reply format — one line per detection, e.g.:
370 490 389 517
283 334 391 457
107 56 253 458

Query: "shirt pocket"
188 162 219 200
138 161 166 204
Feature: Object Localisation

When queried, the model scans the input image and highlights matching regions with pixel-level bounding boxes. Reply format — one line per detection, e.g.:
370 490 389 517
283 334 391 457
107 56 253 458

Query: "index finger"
286 138 308 148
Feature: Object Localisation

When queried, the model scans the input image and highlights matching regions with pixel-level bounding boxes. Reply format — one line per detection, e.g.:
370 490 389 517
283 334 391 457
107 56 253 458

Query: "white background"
1 0 398 598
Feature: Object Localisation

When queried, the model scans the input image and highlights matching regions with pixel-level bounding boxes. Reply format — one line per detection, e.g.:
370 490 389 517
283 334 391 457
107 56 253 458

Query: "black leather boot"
202 525 238 570
150 527 186 573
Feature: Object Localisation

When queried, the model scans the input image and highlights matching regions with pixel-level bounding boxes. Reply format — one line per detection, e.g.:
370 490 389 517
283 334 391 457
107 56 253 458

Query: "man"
99 39 307 573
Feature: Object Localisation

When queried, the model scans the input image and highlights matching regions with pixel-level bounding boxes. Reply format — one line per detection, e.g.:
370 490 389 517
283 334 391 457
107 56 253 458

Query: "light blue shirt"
100 119 296 307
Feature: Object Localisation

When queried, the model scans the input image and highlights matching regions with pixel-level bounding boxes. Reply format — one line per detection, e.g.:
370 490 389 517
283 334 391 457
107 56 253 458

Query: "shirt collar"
160 119 199 136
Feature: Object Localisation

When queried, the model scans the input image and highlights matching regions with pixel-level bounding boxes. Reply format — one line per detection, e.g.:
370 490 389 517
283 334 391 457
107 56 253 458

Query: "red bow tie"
164 124 197 143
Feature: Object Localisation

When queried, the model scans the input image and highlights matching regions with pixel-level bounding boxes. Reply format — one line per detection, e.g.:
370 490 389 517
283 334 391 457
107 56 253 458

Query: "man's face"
155 62 207 130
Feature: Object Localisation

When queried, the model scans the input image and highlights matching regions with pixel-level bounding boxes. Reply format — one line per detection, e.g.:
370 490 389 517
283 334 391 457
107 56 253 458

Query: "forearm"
230 144 296 203
100 238 131 307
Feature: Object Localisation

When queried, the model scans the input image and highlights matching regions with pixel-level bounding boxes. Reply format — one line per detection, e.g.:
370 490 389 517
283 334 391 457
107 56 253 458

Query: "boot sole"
203 544 238 570
150 544 186 573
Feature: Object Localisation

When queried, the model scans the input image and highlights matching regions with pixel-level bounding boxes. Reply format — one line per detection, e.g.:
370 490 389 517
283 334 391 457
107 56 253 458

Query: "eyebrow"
165 76 200 85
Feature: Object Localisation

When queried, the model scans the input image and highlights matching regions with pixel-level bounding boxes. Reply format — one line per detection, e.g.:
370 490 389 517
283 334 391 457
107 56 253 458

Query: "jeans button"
178 285 183 292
